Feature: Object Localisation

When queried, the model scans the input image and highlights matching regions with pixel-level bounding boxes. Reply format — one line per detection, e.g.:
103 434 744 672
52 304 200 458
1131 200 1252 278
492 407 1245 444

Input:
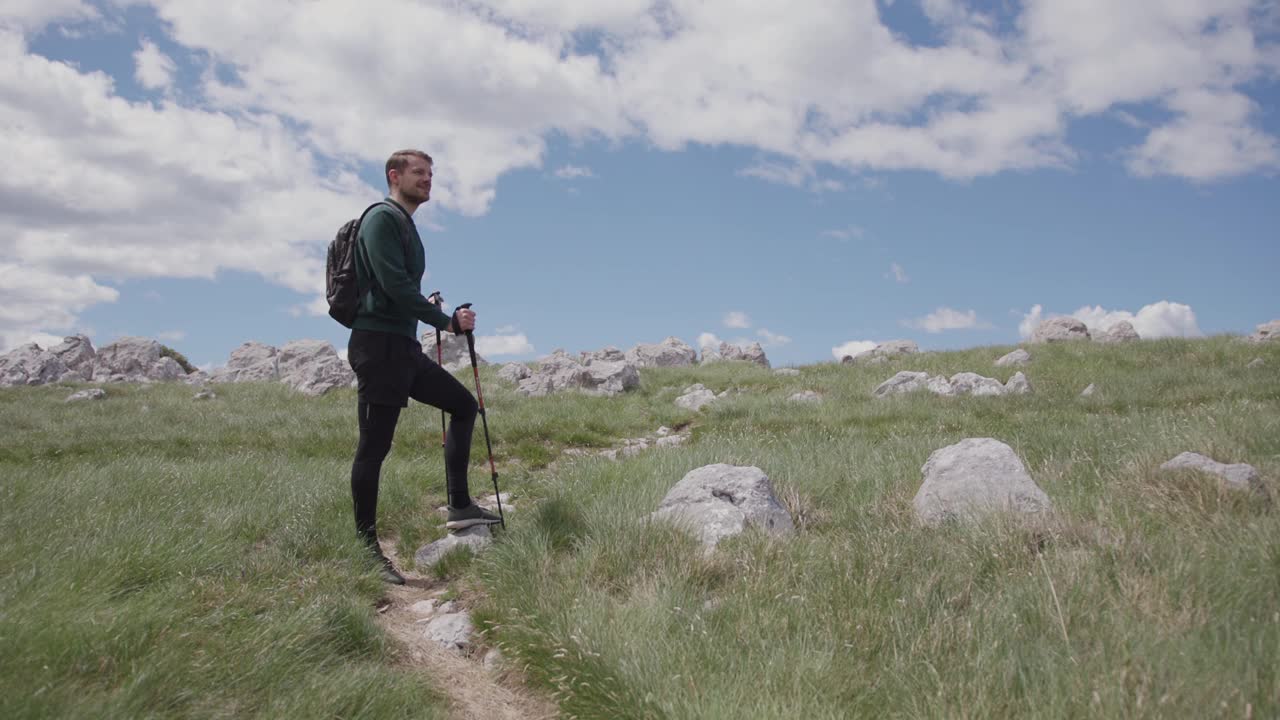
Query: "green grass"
2 338 1278 718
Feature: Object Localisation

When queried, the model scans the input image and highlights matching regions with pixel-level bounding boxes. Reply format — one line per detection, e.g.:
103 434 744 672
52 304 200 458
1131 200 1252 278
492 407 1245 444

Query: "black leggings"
350 370 478 545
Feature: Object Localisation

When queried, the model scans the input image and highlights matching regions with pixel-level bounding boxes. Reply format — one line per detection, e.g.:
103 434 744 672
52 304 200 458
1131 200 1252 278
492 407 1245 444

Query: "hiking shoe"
373 550 406 585
445 503 502 530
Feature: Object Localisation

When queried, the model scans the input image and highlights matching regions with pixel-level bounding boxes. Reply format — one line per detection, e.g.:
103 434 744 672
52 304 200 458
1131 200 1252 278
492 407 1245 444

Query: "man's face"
393 156 433 203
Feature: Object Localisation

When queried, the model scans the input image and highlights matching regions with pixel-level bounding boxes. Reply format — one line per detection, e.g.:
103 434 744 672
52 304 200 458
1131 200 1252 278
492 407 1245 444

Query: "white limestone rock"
1031 317 1091 343
625 337 697 368
676 383 718 411
652 464 795 549
1159 452 1266 495
497 362 531 383
0 343 68 387
425 612 473 652
278 340 354 396
1004 372 1032 395
414 525 493 569
211 342 279 383
1247 320 1280 343
788 390 822 403
913 438 1052 526
1096 321 1140 343
421 330 487 372
65 388 106 403
872 371 931 398
995 349 1030 367
844 340 920 364
949 372 1007 397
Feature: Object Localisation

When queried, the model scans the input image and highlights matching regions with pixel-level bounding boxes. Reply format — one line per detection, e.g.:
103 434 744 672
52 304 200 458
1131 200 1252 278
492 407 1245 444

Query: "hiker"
347 148 501 584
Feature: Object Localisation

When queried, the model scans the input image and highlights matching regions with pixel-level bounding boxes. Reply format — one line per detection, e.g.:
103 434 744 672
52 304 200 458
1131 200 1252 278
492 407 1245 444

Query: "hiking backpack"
325 202 411 328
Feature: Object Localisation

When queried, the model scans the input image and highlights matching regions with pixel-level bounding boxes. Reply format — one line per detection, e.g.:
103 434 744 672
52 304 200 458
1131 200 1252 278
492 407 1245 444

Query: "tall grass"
2 338 1277 718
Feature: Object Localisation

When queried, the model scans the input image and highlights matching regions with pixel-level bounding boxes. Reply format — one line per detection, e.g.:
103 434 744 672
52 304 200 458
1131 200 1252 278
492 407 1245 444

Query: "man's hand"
451 307 476 334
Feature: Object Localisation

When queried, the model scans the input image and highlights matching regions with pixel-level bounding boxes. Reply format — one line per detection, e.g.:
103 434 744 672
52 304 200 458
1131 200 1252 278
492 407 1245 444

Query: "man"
347 148 501 584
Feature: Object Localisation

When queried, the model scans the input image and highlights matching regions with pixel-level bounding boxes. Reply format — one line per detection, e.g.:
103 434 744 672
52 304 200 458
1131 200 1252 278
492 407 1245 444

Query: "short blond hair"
385 149 433 188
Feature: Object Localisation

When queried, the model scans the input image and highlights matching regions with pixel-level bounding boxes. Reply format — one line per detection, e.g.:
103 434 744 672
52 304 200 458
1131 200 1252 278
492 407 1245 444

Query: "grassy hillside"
2 337 1277 718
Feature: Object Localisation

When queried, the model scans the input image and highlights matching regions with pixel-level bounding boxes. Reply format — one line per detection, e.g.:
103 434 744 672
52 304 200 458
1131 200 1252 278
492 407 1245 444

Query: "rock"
949 372 1007 397
655 434 687 449
582 359 640 396
414 525 493 569
1031 317 1091 343
425 612 473 651
482 648 503 671
844 340 920 364
1096 321 1140 343
515 350 590 397
625 337 697 368
995 349 1030 367
94 337 166 381
1247 358 1264 369
1080 383 1097 397
277 340 354 396
788 391 821 403
50 334 96 377
476 493 513 511
437 600 457 614
774 368 800 376
421 331 487 372
182 370 210 386
676 383 718 411
211 341 279 383
927 375 955 396
913 438 1052 526
148 356 186 381
193 389 217 400
656 426 672 436
410 600 437 616
872 371 931 398
0 343 68 387
497 362 531 383
65 388 106 403
580 345 626 365
1004 372 1032 395
703 341 770 368
651 464 795 549
1159 452 1265 494
1247 320 1280 343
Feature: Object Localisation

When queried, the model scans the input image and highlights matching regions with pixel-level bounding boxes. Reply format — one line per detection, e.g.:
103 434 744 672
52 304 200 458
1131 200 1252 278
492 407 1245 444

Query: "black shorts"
348 328 465 408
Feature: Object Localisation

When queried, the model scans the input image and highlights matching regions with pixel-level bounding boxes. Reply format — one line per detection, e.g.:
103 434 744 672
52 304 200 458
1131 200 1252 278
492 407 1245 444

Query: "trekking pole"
457 302 505 529
427 292 448 489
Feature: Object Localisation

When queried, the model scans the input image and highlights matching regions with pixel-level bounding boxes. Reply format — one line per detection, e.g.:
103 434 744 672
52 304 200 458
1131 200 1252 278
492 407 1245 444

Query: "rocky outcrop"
210 342 279 383
1247 320 1280 343
277 340 354 396
913 438 1052 526
0 343 68 387
625 337 697 368
421 330 487 371
701 341 770 367
873 371 1032 398
515 350 639 397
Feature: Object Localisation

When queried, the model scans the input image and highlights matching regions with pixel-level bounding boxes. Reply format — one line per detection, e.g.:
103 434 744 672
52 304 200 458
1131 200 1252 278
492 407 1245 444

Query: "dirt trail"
377 547 559 720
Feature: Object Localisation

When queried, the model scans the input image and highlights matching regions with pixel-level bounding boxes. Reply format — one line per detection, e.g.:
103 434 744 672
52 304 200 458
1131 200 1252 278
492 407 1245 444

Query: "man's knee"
455 393 478 420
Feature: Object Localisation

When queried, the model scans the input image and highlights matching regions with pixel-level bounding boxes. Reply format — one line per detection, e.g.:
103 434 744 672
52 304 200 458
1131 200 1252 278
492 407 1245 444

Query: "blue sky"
2 0 1278 368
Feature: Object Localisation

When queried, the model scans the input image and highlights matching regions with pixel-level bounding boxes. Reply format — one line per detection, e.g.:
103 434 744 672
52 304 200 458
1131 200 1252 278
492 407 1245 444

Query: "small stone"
788 390 821 403
425 612 472 651
1081 384 1097 397
995 349 1031 367
1159 452 1265 495
410 600 437 615
414 526 493 569
437 600 457 614
482 648 503 671
656 426 672 436
1004 372 1032 395
1247 357 1264 369
193 389 216 400
656 434 687 448
65 388 106 403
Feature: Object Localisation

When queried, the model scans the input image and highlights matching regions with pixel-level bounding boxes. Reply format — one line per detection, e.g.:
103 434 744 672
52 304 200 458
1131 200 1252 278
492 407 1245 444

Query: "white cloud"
476 332 534 356
0 262 118 352
886 262 909 284
1 0 97 32
904 307 992 333
757 328 791 346
820 225 865 241
134 37 176 90
1019 301 1202 339
831 339 877 360
554 164 594 179
697 332 722 349
723 311 751 329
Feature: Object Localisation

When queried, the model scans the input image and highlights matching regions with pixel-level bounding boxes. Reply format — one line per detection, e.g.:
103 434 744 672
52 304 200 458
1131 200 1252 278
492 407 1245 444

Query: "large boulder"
211 341 279 383
872 371 932 398
843 340 920 364
1096 321 1140 343
50 334 97 380
278 340 354 396
1030 317 1091 343
625 337 697 368
948 372 1007 397
581 345 625 365
497 362 531 384
1247 320 1280 343
1159 452 1266 495
93 337 167 381
421 330 487 371
913 438 1052 526
0 343 68 387
515 349 637 397
701 341 770 367
651 464 795 549
582 360 640 396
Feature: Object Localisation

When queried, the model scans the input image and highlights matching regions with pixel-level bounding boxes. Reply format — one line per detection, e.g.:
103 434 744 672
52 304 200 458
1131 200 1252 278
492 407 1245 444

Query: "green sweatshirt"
351 199 453 339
